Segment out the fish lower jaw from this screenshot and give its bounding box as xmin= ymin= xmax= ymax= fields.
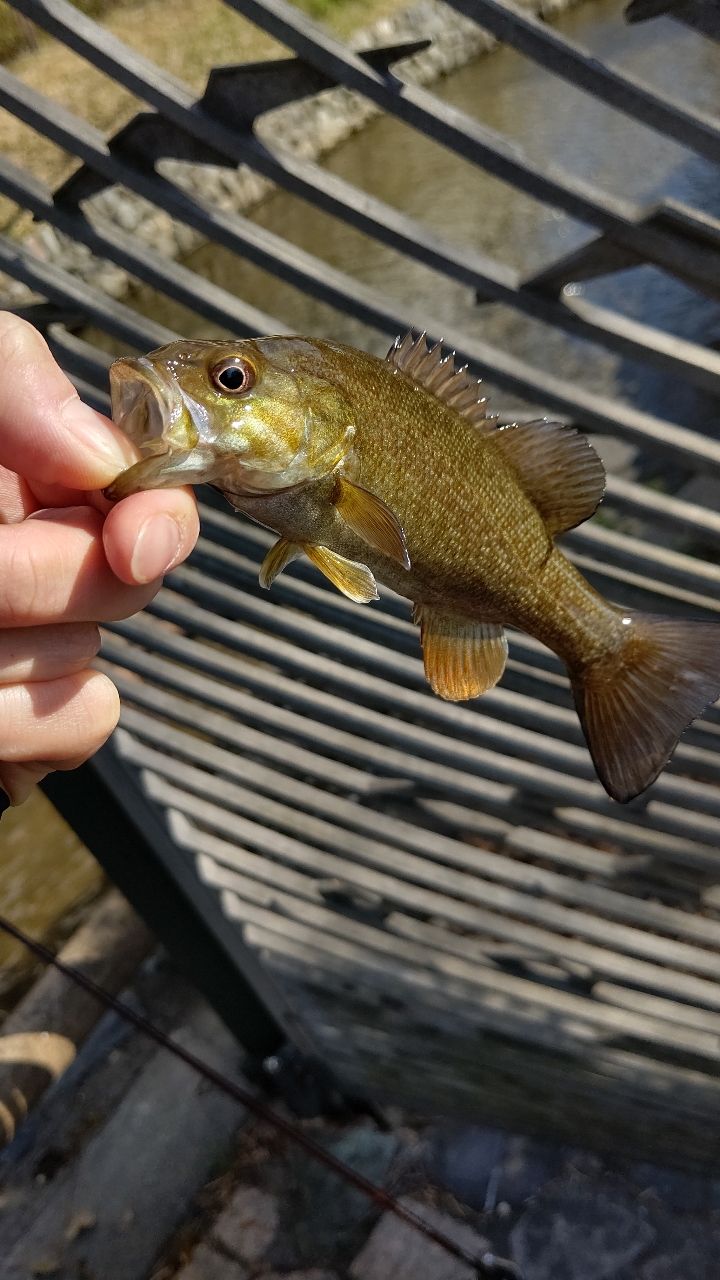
xmin=103 ymin=446 xmax=223 ymax=500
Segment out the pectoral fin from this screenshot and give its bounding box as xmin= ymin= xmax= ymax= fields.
xmin=414 ymin=605 xmax=508 ymax=701
xmin=259 ymin=537 xmax=303 ymax=588
xmin=305 ymin=544 xmax=379 ymax=603
xmin=334 ymin=476 xmax=410 ymax=570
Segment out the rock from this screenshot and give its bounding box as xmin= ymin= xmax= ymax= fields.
xmin=2 ymin=1001 xmax=246 ymax=1280
xmin=176 ymin=1243 xmax=249 ymax=1279
xmin=510 ymin=1177 xmax=656 ymax=1280
xmin=0 ymin=0 xmax=515 ymax=319
xmin=63 ymin=1210 xmax=96 ymax=1242
xmin=264 ymin=1272 xmax=340 ymax=1280
xmin=499 ymin=1137 xmax=563 ymax=1208
xmin=430 ymin=1125 xmax=562 ymax=1210
xmin=280 ymin=1126 xmax=398 ymax=1270
xmin=431 ymin=1126 xmax=506 ymax=1209
xmin=349 ymin=1195 xmax=490 ymax=1280
xmin=0 ymin=889 xmax=154 ymax=1149
xmin=212 ymin=1186 xmax=279 ymax=1263
xmin=628 ymin=1162 xmax=713 ymax=1212
xmin=640 ymin=1234 xmax=720 ymax=1280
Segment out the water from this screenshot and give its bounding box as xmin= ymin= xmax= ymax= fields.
xmin=5 ymin=0 xmax=720 ymax=982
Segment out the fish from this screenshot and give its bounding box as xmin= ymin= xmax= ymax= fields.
xmin=105 ymin=331 xmax=720 ymax=803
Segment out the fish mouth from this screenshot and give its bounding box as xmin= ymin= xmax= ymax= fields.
xmin=106 ymin=356 xmax=217 ymax=501
xmin=109 ymin=358 xmax=179 ymax=456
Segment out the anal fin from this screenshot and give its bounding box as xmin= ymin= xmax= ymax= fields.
xmin=259 ymin=537 xmax=302 ymax=588
xmin=305 ymin=544 xmax=379 ymax=603
xmin=334 ymin=475 xmax=410 ymax=569
xmin=414 ymin=605 xmax=508 ymax=701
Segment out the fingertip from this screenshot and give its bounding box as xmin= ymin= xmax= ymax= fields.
xmin=73 ymin=667 xmax=121 ymax=744
xmin=60 ymin=396 xmax=141 ymax=486
xmin=102 ymin=487 xmax=199 ymax=586
xmin=0 ymin=311 xmax=49 ymax=358
xmin=62 ymin=621 xmax=102 ymax=667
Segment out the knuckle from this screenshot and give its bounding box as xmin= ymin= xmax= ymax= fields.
xmin=71 ymin=671 xmax=120 ymax=747
xmin=2 ymin=536 xmax=44 ymax=624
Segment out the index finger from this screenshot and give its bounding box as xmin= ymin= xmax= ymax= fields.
xmin=0 ymin=313 xmax=140 ymax=491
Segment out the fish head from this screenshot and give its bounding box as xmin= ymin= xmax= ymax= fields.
xmin=105 ymin=337 xmax=357 ymax=500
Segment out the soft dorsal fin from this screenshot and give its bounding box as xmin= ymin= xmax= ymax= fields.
xmin=386 ymin=331 xmax=494 ymax=435
xmin=491 ymin=419 xmax=605 ymax=536
xmin=333 ymin=475 xmax=410 ymax=569
xmin=413 ymin=605 xmax=508 ymax=701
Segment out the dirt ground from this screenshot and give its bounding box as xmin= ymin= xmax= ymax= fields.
xmin=0 ymin=0 xmax=412 ymax=231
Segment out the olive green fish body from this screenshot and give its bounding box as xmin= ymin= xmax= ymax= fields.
xmin=232 ymin=351 xmax=621 ymax=676
xmin=105 ymin=332 xmax=720 ymax=803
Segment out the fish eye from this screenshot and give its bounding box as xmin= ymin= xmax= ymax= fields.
xmin=209 ymin=356 xmax=255 ymax=395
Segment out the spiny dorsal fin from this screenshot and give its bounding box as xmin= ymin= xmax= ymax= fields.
xmin=387 ymin=331 xmax=494 ymax=435
xmin=304 ymin=544 xmax=379 ymax=603
xmin=413 ymin=604 xmax=508 ymax=701
xmin=491 ymin=419 xmax=605 ymax=536
xmin=333 ymin=475 xmax=410 ymax=570
xmin=259 ymin=537 xmax=302 ymax=588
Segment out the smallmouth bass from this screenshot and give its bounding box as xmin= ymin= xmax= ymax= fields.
xmin=106 ymin=331 xmax=720 ymax=803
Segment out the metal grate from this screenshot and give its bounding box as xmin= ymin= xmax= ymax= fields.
xmin=3 ymin=0 xmax=720 ymax=1162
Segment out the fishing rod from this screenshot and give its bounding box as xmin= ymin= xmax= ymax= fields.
xmin=0 ymin=912 xmax=522 ymax=1280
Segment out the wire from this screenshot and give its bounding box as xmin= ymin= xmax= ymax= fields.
xmin=0 ymin=912 xmax=522 ymax=1279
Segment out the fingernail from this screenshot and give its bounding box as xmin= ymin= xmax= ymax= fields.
xmin=0 ymin=789 xmax=9 ymax=817
xmin=61 ymin=397 xmax=136 ymax=475
xmin=130 ymin=513 xmax=182 ymax=584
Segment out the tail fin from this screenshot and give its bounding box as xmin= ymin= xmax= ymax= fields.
xmin=570 ymin=613 xmax=720 ymax=803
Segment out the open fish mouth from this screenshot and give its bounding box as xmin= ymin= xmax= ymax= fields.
xmin=105 ymin=357 xmax=222 ymax=501
xmin=110 ymin=358 xmax=179 ymax=456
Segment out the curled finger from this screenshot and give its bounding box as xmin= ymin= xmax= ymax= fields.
xmin=0 ymin=623 xmax=100 ymax=685
xmin=0 ymin=753 xmax=93 ymax=809
xmin=0 ymin=506 xmax=162 ymax=627
xmin=0 ymin=669 xmax=120 ymax=808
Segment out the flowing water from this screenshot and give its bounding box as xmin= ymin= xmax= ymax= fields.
xmin=4 ymin=0 xmax=720 ymax=981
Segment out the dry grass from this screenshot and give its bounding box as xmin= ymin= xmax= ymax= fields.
xmin=0 ymin=0 xmax=411 ymax=230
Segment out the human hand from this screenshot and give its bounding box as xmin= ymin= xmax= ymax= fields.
xmin=0 ymin=313 xmax=199 ymax=808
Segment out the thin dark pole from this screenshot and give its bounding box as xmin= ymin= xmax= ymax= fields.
xmin=0 ymin=912 xmax=522 ymax=1279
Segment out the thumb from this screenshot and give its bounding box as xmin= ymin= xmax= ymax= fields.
xmin=0 ymin=313 xmax=138 ymax=491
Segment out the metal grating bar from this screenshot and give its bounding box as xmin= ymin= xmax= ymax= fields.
xmin=447 ymin=0 xmax=720 ymax=164
xmin=8 ymin=0 xmax=720 ymax=390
